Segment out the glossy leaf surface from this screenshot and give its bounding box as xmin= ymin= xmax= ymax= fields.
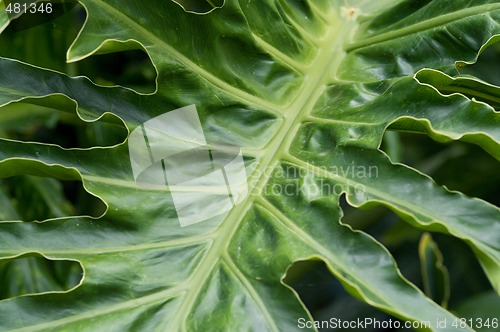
xmin=0 ymin=0 xmax=499 ymax=331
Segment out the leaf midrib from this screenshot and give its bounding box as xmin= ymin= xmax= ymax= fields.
xmin=169 ymin=11 xmax=358 ymax=332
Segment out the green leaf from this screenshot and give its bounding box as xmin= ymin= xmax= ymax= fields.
xmin=419 ymin=233 xmax=450 ymax=308
xmin=0 ymin=0 xmax=499 ymax=330
xmin=416 ymin=68 xmax=500 ymax=110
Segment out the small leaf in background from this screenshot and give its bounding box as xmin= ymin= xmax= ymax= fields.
xmin=0 ymin=0 xmax=498 ymax=330
xmin=454 ymin=291 xmax=500 ymax=332
xmin=419 ymin=232 xmax=451 ymax=308
xmin=0 ymin=254 xmax=82 ymax=300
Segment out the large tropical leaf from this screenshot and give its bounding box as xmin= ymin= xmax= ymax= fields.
xmin=0 ymin=0 xmax=499 ymax=330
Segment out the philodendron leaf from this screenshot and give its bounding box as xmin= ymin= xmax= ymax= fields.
xmin=419 ymin=233 xmax=451 ymax=308
xmin=0 ymin=0 xmax=499 ymax=331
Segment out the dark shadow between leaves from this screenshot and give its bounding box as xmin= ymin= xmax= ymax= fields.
xmin=0 ymin=175 xmax=106 ymax=222
xmin=380 ymin=130 xmax=500 ymax=206
xmin=76 ymin=48 xmax=157 ymax=94
xmin=0 ymin=253 xmax=83 ymax=301
xmin=0 ymin=1 xmax=84 ymax=72
xmin=458 ymin=39 xmax=500 ymax=86
xmin=4 ymin=1 xmax=80 ymax=32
